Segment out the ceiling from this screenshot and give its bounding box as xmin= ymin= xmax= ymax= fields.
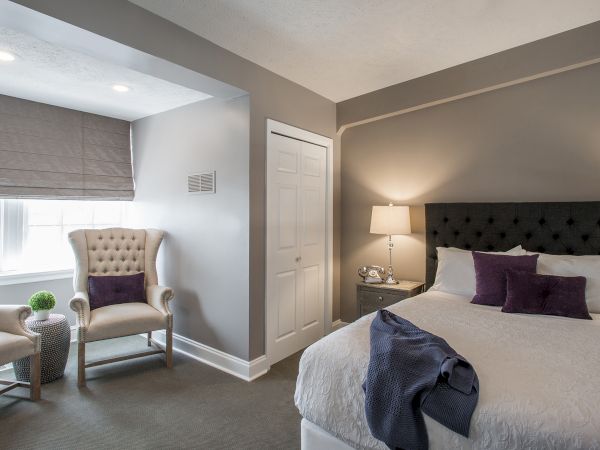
xmin=0 ymin=26 xmax=211 ymax=121
xmin=130 ymin=0 xmax=600 ymax=102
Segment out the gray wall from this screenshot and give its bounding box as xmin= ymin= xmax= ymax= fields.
xmin=0 ymin=277 xmax=74 ymax=322
xmin=14 ymin=0 xmax=339 ymax=360
xmin=341 ymin=62 xmax=600 ymax=321
xmin=131 ymin=97 xmax=251 ymax=360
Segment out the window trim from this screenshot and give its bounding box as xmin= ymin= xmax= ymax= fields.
xmin=0 ymin=199 xmax=24 ymax=272
xmin=0 ymin=268 xmax=73 ymax=286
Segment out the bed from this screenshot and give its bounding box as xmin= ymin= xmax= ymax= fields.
xmin=295 ymin=202 xmax=600 ymax=450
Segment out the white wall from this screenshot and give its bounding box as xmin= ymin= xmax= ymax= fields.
xmin=0 ymin=277 xmax=74 ymax=322
xmin=130 ymin=96 xmax=251 ymax=360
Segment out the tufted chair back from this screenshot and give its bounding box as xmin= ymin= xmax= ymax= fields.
xmin=69 ymin=228 xmax=165 ymax=293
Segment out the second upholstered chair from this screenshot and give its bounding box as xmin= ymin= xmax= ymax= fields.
xmin=69 ymin=228 xmax=174 ymax=387
xmin=0 ymin=305 xmax=41 ymax=400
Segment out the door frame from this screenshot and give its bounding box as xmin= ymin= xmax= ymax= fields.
xmin=265 ymin=118 xmax=334 ymax=365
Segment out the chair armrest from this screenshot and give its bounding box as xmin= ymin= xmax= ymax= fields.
xmin=146 ymin=285 xmax=174 ymax=316
xmin=0 ymin=305 xmax=40 ymax=349
xmin=0 ymin=305 xmax=32 ymax=335
xmin=69 ymin=291 xmax=91 ymax=334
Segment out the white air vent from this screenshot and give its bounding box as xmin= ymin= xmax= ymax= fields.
xmin=188 ymin=171 xmax=216 ymax=194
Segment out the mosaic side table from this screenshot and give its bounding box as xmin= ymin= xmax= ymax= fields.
xmin=14 ymin=314 xmax=70 ymax=384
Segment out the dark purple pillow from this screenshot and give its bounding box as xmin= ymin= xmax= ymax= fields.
xmin=471 ymin=252 xmax=539 ymax=306
xmin=88 ymin=272 xmax=146 ymax=310
xmin=503 ymin=269 xmax=591 ymax=320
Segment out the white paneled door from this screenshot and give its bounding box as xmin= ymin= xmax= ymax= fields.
xmin=267 ymin=131 xmax=327 ymax=365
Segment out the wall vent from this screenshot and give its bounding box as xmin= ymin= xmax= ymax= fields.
xmin=188 ymin=171 xmax=216 ymax=194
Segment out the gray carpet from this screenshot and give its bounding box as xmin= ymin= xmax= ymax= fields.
xmin=0 ymin=337 xmax=303 ymax=449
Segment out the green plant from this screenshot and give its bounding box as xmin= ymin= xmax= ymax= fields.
xmin=28 ymin=291 xmax=56 ymax=311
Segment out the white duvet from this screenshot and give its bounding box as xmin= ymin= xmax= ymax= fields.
xmin=295 ymin=291 xmax=600 ymax=450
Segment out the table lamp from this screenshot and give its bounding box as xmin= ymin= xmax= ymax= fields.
xmin=370 ymin=203 xmax=411 ymax=284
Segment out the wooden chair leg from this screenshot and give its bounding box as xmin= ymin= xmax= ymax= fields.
xmin=147 ymin=331 xmax=152 ymax=347
xmin=30 ymin=352 xmax=41 ymax=401
xmin=166 ymin=326 xmax=173 ymax=369
xmin=78 ymin=342 xmax=86 ymax=387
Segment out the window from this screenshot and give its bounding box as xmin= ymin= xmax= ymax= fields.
xmin=0 ymin=200 xmax=127 ymax=275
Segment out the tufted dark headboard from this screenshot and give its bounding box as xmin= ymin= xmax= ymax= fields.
xmin=425 ymin=202 xmax=600 ymax=289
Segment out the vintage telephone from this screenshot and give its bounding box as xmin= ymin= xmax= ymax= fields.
xmin=358 ymin=265 xmax=385 ymax=284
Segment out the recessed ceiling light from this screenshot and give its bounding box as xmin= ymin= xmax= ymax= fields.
xmin=112 ymin=84 xmax=130 ymax=93
xmin=0 ymin=51 xmax=15 ymax=62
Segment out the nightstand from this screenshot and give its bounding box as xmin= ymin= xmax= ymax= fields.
xmin=357 ymin=280 xmax=425 ymax=317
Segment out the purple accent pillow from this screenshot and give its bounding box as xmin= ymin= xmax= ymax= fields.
xmin=88 ymin=272 xmax=146 ymax=310
xmin=471 ymin=252 xmax=538 ymax=306
xmin=503 ymin=270 xmax=591 ymax=320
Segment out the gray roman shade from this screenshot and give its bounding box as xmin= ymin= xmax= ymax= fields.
xmin=0 ymin=94 xmax=134 ymax=200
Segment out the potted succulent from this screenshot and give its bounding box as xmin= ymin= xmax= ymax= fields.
xmin=28 ymin=290 xmax=56 ymax=320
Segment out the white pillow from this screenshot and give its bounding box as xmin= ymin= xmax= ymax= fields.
xmin=430 ymin=246 xmax=525 ymax=297
xmin=525 ymin=252 xmax=600 ymax=314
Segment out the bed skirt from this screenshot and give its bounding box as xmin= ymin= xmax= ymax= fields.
xmin=301 ymin=419 xmax=355 ymax=450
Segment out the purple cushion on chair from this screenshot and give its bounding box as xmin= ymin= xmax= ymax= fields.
xmin=88 ymin=272 xmax=146 ymax=310
xmin=503 ymin=269 xmax=591 ymax=320
xmin=471 ymin=252 xmax=538 ymax=306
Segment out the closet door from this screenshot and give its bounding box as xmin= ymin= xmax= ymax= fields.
xmin=266 ymin=133 xmax=326 ymax=365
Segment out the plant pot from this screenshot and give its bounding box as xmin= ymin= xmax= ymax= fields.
xmin=34 ymin=310 xmax=50 ymax=321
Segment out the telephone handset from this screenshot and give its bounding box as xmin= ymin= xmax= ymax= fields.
xmin=358 ymin=265 xmax=385 ymax=284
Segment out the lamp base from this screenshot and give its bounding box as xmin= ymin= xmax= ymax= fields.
xmin=384 ymin=275 xmax=398 ymax=285
xmin=385 ymin=236 xmax=398 ymax=284
xmin=385 ymin=265 xmax=398 ymax=284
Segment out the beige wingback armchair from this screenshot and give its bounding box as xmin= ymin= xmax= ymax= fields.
xmin=69 ymin=228 xmax=174 ymax=387
xmin=0 ymin=305 xmax=41 ymax=400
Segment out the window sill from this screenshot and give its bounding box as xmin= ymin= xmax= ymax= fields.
xmin=0 ymin=269 xmax=73 ymax=286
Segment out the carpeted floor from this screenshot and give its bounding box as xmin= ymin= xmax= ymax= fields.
xmin=0 ymin=337 xmax=303 ymax=449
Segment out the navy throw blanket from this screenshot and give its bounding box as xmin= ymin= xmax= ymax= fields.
xmin=363 ymin=309 xmax=479 ymax=450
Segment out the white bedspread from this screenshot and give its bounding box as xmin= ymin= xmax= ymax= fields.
xmin=295 ymin=290 xmax=600 ymax=450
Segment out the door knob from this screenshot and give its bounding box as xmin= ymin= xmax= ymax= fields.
xmin=295 ymin=256 xmax=302 ymax=262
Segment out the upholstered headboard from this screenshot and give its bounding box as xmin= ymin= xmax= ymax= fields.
xmin=425 ymin=202 xmax=600 ymax=288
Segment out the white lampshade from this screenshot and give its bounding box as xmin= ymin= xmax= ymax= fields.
xmin=370 ymin=205 xmax=411 ymax=235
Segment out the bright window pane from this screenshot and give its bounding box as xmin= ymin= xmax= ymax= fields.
xmin=22 ymin=226 xmax=63 ymax=271
xmin=25 ymin=200 xmax=61 ymax=226
xmin=92 ymin=202 xmax=123 ymax=225
xmin=0 ymin=199 xmax=128 ymax=273
xmin=63 ymin=201 xmax=93 ymax=225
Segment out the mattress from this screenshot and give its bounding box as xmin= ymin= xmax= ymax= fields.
xmin=294 ymin=290 xmax=600 ymax=450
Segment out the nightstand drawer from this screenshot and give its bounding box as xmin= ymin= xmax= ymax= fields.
xmin=358 ymin=290 xmax=407 ymax=316
xmin=356 ymin=280 xmax=424 ymax=318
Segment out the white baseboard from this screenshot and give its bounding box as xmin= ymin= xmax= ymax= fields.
xmin=150 ymin=330 xmax=269 ymax=382
xmin=5 ymin=321 xmax=347 ymax=377
xmin=331 ymin=319 xmax=348 ymax=332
